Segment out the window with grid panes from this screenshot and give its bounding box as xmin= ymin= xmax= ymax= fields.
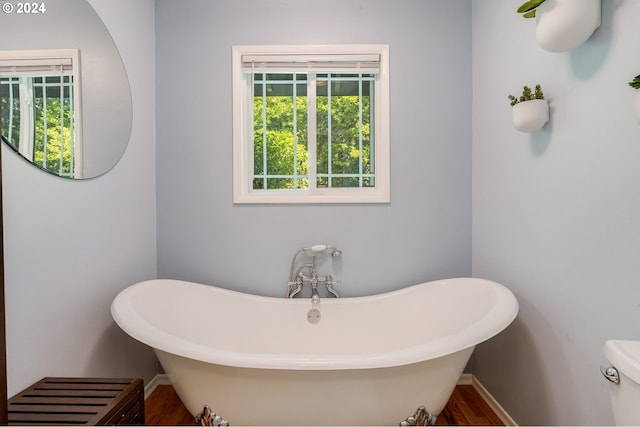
xmin=232 ymin=45 xmax=389 ymax=204
xmin=0 ymin=50 xmax=81 ymax=178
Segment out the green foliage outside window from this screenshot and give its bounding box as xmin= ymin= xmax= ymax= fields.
xmin=253 ymin=95 xmax=309 ymax=189
xmin=316 ymin=94 xmax=372 ymax=188
xmin=252 ymin=74 xmax=372 ymax=190
xmin=33 ymin=97 xmax=74 ymax=175
xmin=1 ymin=76 xmax=74 ymax=176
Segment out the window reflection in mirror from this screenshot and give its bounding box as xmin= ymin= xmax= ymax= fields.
xmin=1 ymin=0 xmax=133 ymax=180
xmin=0 ymin=49 xmax=82 ymax=178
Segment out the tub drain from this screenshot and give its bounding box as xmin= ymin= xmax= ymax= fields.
xmin=307 ymin=308 xmax=321 ymax=324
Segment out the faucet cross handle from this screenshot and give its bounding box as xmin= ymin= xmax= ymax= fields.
xmin=325 ymin=276 xmax=341 ymax=298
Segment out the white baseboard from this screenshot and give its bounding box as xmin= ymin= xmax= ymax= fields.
xmin=457 ymin=373 xmax=474 ymax=385
xmin=458 ymin=374 xmax=517 ymax=426
xmin=144 ymin=374 xmax=170 ymax=399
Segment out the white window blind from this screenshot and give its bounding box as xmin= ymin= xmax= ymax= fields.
xmin=241 ymin=53 xmax=380 ymax=73
xmin=0 ymin=51 xmax=76 ymax=76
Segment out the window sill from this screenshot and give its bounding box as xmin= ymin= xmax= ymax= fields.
xmin=233 ymin=187 xmax=390 ymax=204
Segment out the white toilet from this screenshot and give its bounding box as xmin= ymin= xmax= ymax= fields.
xmin=603 ymin=340 xmax=640 ymax=425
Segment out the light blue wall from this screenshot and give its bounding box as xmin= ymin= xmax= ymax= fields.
xmin=3 ymin=1 xmax=638 ymax=424
xmin=472 ymin=1 xmax=640 ymax=425
xmin=155 ymin=0 xmax=473 ymax=297
xmin=2 ymin=0 xmax=158 ymax=396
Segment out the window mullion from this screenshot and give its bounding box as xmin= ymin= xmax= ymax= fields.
xmin=261 ymin=78 xmax=268 ymax=189
xmin=327 ymin=74 xmax=332 ymax=188
xmin=69 ymin=75 xmax=76 ymax=177
xmin=358 ymin=75 xmax=363 ymax=187
xmin=41 ymin=78 xmax=48 ymax=169
xmin=18 ymin=77 xmax=34 ymax=160
xmin=6 ymin=78 xmax=15 ymax=144
xmin=307 ymin=71 xmax=317 ymax=192
xmin=369 ymin=76 xmax=376 ymax=186
xmin=58 ymin=72 xmax=65 ymax=175
xmin=292 ymin=73 xmax=298 ymax=189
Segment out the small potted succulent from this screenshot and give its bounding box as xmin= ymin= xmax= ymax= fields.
xmin=629 ymin=74 xmax=640 ymax=123
xmin=518 ymin=0 xmax=601 ymax=52
xmin=508 ymin=84 xmax=549 ymax=133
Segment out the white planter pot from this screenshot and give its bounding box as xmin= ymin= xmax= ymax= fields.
xmin=636 ymin=91 xmax=640 ymax=124
xmin=535 ymin=0 xmax=601 ymax=52
xmin=512 ymin=99 xmax=549 ymax=133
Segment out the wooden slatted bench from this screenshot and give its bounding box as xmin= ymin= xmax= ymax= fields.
xmin=7 ymin=377 xmax=144 ymax=425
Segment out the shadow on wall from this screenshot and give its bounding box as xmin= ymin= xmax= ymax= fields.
xmin=530 ymin=1 xmax=620 ymax=159
xmin=474 ymin=297 xmax=586 ymax=425
xmin=530 ymin=118 xmax=552 ymax=156
xmin=569 ymin=0 xmax=618 ymax=80
xmin=84 ymin=322 xmax=158 ymax=381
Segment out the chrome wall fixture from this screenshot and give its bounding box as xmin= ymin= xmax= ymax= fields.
xmin=286 ymin=245 xmax=342 ymax=302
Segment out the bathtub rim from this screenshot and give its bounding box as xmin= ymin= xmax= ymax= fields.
xmin=111 ymin=277 xmax=518 ymax=371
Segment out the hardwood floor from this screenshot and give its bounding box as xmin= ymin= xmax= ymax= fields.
xmin=145 ymin=384 xmax=504 ymax=426
xmin=436 ymin=386 xmax=504 ymax=426
xmin=145 ymin=385 xmax=195 ymax=426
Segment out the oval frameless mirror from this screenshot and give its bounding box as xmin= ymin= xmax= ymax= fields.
xmin=0 ymin=0 xmax=132 ymax=179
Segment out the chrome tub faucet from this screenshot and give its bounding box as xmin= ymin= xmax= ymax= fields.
xmin=286 ymin=245 xmax=342 ymax=301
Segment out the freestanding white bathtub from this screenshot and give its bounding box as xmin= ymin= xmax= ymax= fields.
xmin=111 ymin=278 xmax=518 ymax=426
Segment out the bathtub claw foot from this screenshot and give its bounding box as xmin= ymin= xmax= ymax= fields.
xmin=399 ymin=406 xmax=437 ymax=426
xmin=196 ymin=405 xmax=230 ymax=426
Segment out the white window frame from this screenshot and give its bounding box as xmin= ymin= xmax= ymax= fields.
xmin=232 ymin=44 xmax=390 ymax=204
xmin=0 ymin=49 xmax=82 ymax=178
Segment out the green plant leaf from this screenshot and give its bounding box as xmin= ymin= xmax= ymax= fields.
xmin=508 ymin=84 xmax=545 ymax=105
xmin=517 ymin=0 xmax=545 ymax=14
xmin=523 ymin=10 xmax=536 ymax=18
